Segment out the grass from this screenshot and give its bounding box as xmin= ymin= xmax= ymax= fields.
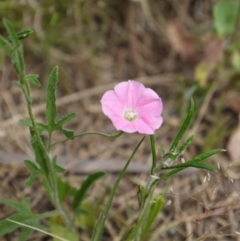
xmin=0 ymin=0 xmax=240 ymax=240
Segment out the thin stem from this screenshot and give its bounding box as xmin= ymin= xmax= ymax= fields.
xmin=133 ymin=135 xmax=158 ymax=241
xmin=91 ymin=137 xmax=145 ymax=241
xmin=47 ymin=131 xmax=53 ymax=152
xmin=22 ymin=77 xmax=73 ymax=230
xmin=150 ymin=135 xmax=157 ymax=174
xmin=51 ymin=131 xmax=123 ymax=148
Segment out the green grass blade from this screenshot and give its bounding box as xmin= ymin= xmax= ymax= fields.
xmin=169 ymin=98 xmax=194 ymax=151
xmin=7 ymin=29 xmax=33 ymax=42
xmin=188 ymin=149 xmax=225 ymax=163
xmin=141 ymin=195 xmax=165 ymax=240
xmin=72 ymin=172 xmax=105 ymax=212
xmin=178 ymin=134 xmax=195 ymax=153
xmin=91 ymin=137 xmax=145 ymax=241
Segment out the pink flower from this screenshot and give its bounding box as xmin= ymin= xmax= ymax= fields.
xmin=101 ymin=80 xmax=163 ymax=134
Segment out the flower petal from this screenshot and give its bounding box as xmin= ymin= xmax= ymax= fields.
xmin=114 ymin=80 xmax=145 ymax=108
xmin=109 ymin=116 xmax=138 ymax=133
xmin=101 ymin=90 xmax=123 ymax=116
xmin=132 ymin=118 xmax=155 ymax=134
xmin=101 ymin=80 xmax=163 ymax=135
xmin=140 ymin=115 xmax=163 ymax=132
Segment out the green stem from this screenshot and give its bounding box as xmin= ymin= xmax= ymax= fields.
xmin=150 ymin=135 xmax=157 ymax=174
xmin=131 ymin=135 xmax=158 ymax=241
xmin=91 ymin=137 xmax=145 ymax=241
xmin=51 ymin=131 xmax=123 ymax=148
xmin=23 ymin=80 xmax=73 ymax=230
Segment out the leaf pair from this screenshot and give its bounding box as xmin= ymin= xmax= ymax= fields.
xmin=21 ymin=66 xmax=77 ymax=141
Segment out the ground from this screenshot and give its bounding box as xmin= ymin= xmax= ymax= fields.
xmin=0 ymin=0 xmax=240 ymax=240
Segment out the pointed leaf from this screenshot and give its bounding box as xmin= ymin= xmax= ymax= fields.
xmin=52 ymin=156 xmax=65 ymax=173
xmin=0 ymin=35 xmax=12 ymax=54
xmin=20 ymin=119 xmax=48 ymax=133
xmin=46 ymin=66 xmax=58 ymax=131
xmin=188 ymin=149 xmax=224 ymax=163
xmin=169 ymin=98 xmax=194 ymax=152
xmin=56 ymin=112 xmax=77 ymax=128
xmin=0 ymin=217 xmax=19 ymax=236
xmin=57 ymin=176 xmax=76 ymax=202
xmin=160 ymin=167 xmax=185 ymax=180
xmin=3 ymin=18 xmax=19 ymax=46
xmin=19 ymin=226 xmax=34 ymax=241
xmin=24 ymin=160 xmax=40 ymax=173
xmin=178 ymin=134 xmax=195 ymax=153
xmin=162 ymin=162 xmax=217 ymax=172
xmin=2 ymin=198 xmax=31 ymax=214
xmin=73 ymin=172 xmax=105 ymax=211
xmin=26 ymin=74 xmax=41 ymax=87
xmin=61 ymin=128 xmax=75 ymax=139
xmin=30 ymin=131 xmax=48 ymax=174
xmin=24 ymin=160 xmax=43 ymax=187
xmin=7 ymin=29 xmax=33 ymax=42
xmin=3 ymin=18 xmax=25 ymax=74
xmin=137 ymin=186 xmax=149 ymax=207
xmin=141 ymin=195 xmax=165 ymax=240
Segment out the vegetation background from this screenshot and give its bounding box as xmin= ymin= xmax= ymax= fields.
xmin=0 ymin=0 xmax=240 ymax=240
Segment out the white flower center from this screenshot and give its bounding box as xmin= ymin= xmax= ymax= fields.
xmin=124 ymin=110 xmax=138 ymax=122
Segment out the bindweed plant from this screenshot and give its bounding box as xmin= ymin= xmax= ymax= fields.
xmin=0 ymin=19 xmax=225 ymax=241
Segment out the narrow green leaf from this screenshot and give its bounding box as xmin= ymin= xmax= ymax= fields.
xmin=26 ymin=74 xmax=41 ymax=87
xmin=3 ymin=18 xmax=19 ymax=46
xmin=0 ymin=218 xmax=19 ymax=236
xmin=13 ymin=81 xmax=23 ymax=89
xmin=30 ymin=131 xmax=48 ymax=174
xmin=61 ymin=128 xmax=74 ymax=139
xmin=187 ymin=163 xmax=217 ymax=172
xmin=91 ymin=137 xmax=145 ymax=241
xmin=56 ymin=112 xmax=77 ymax=128
xmin=160 ymin=167 xmax=185 ymax=180
xmin=2 ymin=198 xmax=31 ymax=214
xmin=24 ymin=160 xmax=40 ymax=172
xmin=137 ymin=186 xmax=149 ymax=207
xmin=0 ymin=35 xmax=13 ymax=54
xmin=72 ymin=172 xmax=106 ymax=211
xmin=161 ymin=162 xmax=217 ymax=172
xmin=20 ymin=119 xmax=32 ymax=127
xmin=52 ymin=156 xmax=65 ymax=173
xmin=24 ymin=160 xmax=43 ymax=187
xmin=19 ymin=226 xmax=34 ymax=241
xmin=20 ymin=119 xmax=48 ymax=133
xmin=25 ymin=174 xmax=39 ymax=187
xmin=187 ymin=149 xmax=224 ymax=163
xmin=57 ymin=176 xmax=77 ymax=202
xmin=159 ymin=146 xmax=166 ymax=156
xmin=3 ymin=18 xmax=25 ymax=74
xmin=7 ymin=29 xmax=33 ymax=42
xmin=46 ymin=66 xmax=58 ymax=131
xmin=178 ymin=134 xmax=195 ymax=153
xmin=169 ymin=98 xmax=194 ymax=151
xmin=141 ymin=195 xmax=165 ymax=240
